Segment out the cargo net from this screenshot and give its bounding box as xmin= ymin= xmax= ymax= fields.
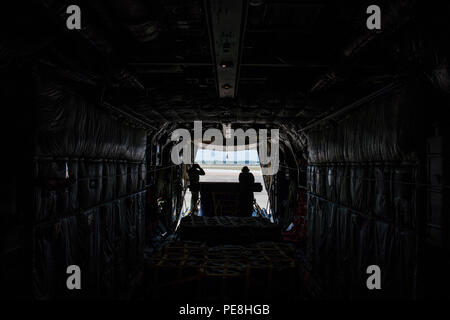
xmin=178 ymin=216 xmax=281 ymax=244
xmin=303 ymin=94 xmax=422 ymax=298
xmin=146 ymin=241 xmax=301 ymax=300
xmin=33 ymin=191 xmax=147 ymax=300
xmin=305 ymin=162 xmax=419 ymax=299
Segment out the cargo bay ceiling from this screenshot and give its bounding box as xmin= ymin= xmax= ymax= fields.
xmin=5 ymin=0 xmax=449 ymax=127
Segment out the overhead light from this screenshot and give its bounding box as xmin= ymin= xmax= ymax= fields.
xmin=222 ymin=83 xmax=232 ymax=89
xmin=219 ymin=61 xmax=233 ymax=69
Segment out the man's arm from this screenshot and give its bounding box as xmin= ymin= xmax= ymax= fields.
xmin=197 ymin=167 xmax=205 ymax=175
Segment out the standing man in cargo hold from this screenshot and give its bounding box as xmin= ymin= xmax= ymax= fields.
xmin=238 ymin=166 xmax=255 ymax=216
xmin=188 ymin=163 xmax=205 ymax=213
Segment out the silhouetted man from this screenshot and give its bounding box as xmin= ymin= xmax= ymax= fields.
xmin=188 ymin=163 xmax=205 ymax=213
xmin=238 ymin=166 xmax=255 ymax=216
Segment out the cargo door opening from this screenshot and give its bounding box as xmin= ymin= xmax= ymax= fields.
xmin=181 ymin=146 xmax=270 ymax=218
